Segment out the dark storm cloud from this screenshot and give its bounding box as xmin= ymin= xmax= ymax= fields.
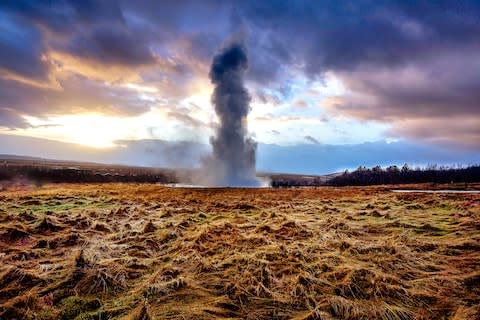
xmin=67 ymin=26 xmax=156 ymax=66
xmin=1 ymin=0 xmax=154 ymax=70
xmin=3 ymin=1 xmax=480 ymax=80
xmin=1 ymin=0 xmax=125 ymax=33
xmin=0 ymin=11 xmax=49 ymax=80
xmin=241 ymin=1 xmax=480 ymax=74
xmin=0 ymin=0 xmax=479 ymax=149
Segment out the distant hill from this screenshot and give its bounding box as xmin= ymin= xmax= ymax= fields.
xmin=5 ymin=154 xmax=476 ymax=187
xmin=0 ymin=154 xmax=178 ymax=184
xmin=0 ymin=154 xmax=334 ymax=186
xmin=0 ymin=154 xmax=164 ymax=169
xmin=0 ymin=154 xmax=46 ymax=161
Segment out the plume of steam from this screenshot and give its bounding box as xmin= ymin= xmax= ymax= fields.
xmin=199 ymin=43 xmax=260 ymax=186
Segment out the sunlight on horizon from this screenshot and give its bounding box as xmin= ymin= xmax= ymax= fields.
xmin=12 ymin=113 xmax=172 ymax=148
xmin=21 ymin=114 xmax=143 ymax=148
xmin=0 ymin=73 xmax=390 ymax=148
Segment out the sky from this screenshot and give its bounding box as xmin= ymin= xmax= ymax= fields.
xmin=0 ymin=0 xmax=479 ymax=174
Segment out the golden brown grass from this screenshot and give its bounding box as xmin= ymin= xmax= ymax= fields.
xmin=0 ymin=183 xmax=479 ymax=319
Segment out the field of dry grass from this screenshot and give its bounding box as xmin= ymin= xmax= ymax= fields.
xmin=0 ymin=183 xmax=479 ymax=320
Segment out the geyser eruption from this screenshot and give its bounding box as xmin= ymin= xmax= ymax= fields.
xmin=202 ymin=43 xmax=260 ymax=186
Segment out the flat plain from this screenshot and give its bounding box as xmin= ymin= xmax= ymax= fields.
xmin=0 ymin=183 xmax=479 ymax=320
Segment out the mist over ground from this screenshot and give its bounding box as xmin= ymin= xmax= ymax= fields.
xmin=1 ymin=134 xmax=479 ymax=175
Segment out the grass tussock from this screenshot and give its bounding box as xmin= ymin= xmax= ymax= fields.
xmin=126 ymin=301 xmax=151 ymax=320
xmin=0 ymin=183 xmax=479 ymax=319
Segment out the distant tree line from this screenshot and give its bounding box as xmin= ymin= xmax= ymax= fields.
xmin=270 ymin=175 xmax=327 ymax=188
xmin=327 ymin=164 xmax=480 ymax=186
xmin=2 ymin=159 xmax=479 ymax=187
xmin=0 ymin=163 xmax=177 ymax=184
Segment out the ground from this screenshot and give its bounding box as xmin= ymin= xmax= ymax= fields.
xmin=0 ymin=183 xmax=479 ymax=320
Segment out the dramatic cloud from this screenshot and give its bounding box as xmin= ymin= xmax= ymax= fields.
xmin=242 ymin=1 xmax=480 ymax=73
xmin=0 ymin=0 xmax=479 ymax=153
xmin=0 ymin=11 xmax=50 ymax=80
xmin=66 ymin=27 xmax=156 ymax=67
xmin=326 ymin=50 xmax=480 ymax=147
xmin=238 ymin=2 xmax=480 ymax=147
xmin=0 ymin=75 xmax=154 ymax=127
xmin=386 ymin=117 xmax=480 ymax=149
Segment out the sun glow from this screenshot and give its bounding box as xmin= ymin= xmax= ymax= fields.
xmin=20 ymin=114 xmax=142 ymax=148
xmin=9 ymin=102 xmax=216 ymax=148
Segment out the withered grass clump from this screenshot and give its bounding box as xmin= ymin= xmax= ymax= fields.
xmin=58 ymin=250 xmax=128 ymax=297
xmin=127 ymin=301 xmax=151 ymax=320
xmin=35 ymin=216 xmax=63 ymax=233
xmin=142 ymin=220 xmax=157 ymax=234
xmin=0 ymin=183 xmax=479 ymax=319
xmin=0 ymin=226 xmax=30 ymax=243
